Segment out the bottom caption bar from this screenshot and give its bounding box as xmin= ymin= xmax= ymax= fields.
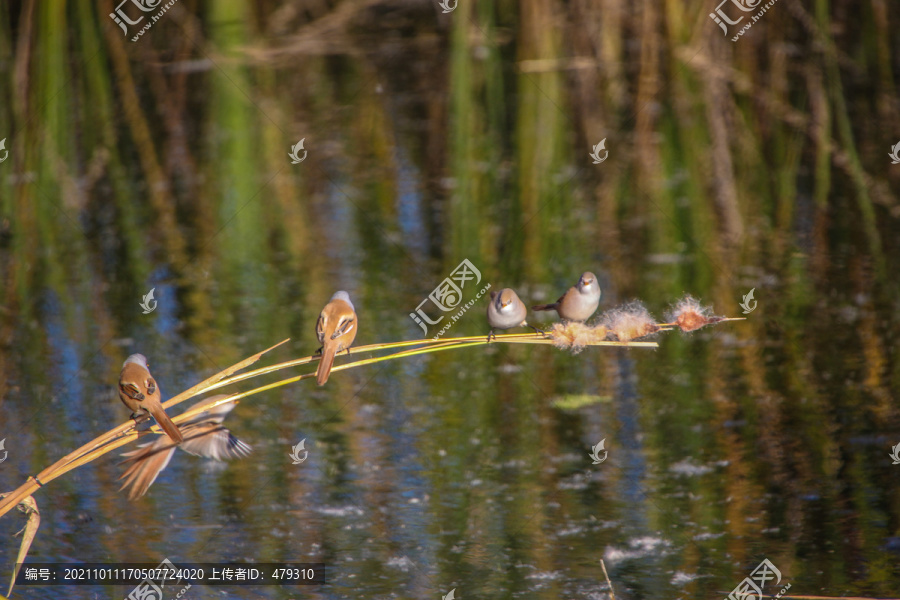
xmin=16 ymin=562 xmax=326 ymax=586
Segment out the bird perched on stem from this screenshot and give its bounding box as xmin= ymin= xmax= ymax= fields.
xmin=118 ymin=395 xmax=251 ymax=499
xmin=316 ymin=291 xmax=358 ymax=386
xmin=532 ymin=272 xmax=601 ymax=322
xmin=118 ymin=354 xmax=183 ymax=443
xmin=486 ymin=288 xmax=543 ymax=342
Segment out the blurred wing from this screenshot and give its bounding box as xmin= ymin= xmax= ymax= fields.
xmin=119 ymin=440 xmax=178 ymax=500
xmin=179 ymin=425 xmax=252 ymax=461
xmin=118 ymin=395 xmax=247 ymax=498
xmin=177 ymin=397 xmax=250 ymax=460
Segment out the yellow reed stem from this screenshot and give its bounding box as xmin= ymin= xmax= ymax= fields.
xmin=0 ymin=329 xmax=667 ymax=519
xmin=0 ymin=339 xmax=288 ymax=519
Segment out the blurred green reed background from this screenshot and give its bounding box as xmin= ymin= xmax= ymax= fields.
xmin=0 ymin=0 xmax=899 ymax=599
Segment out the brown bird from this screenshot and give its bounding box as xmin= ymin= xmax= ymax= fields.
xmin=486 ymin=288 xmax=542 ymax=342
xmin=316 ymin=291 xmax=358 ymax=386
xmin=532 ymin=271 xmax=602 ymax=322
xmin=118 ymin=395 xmax=251 ymax=500
xmin=118 ymin=353 xmax=183 ymax=443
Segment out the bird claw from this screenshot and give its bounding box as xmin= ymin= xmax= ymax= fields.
xmin=131 ymin=413 xmax=152 ymax=430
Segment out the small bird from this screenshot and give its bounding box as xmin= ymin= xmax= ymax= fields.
xmin=316 ymin=291 xmax=358 ymax=386
xmin=486 ymin=288 xmax=542 ymax=342
xmin=532 ymin=271 xmax=601 ymax=322
xmin=118 ymin=354 xmax=183 ymax=443
xmin=118 ymin=395 xmax=251 ymax=499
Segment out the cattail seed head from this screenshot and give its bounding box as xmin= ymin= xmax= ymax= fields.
xmin=548 ymin=321 xmax=610 ymax=353
xmin=600 ymin=301 xmax=660 ymax=342
xmin=667 ymin=295 xmax=725 ymax=332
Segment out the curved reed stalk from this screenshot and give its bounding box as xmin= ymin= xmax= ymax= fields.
xmin=0 ymin=332 xmax=658 ymax=519
xmin=0 ymin=291 xmax=749 ymax=523
xmin=0 ymin=303 xmax=750 ymax=597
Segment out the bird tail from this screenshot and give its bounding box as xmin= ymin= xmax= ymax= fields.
xmin=317 ymin=344 xmax=338 ymax=386
xmin=531 ymin=303 xmax=557 ymax=312
xmin=148 ymin=403 xmax=183 ymax=443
